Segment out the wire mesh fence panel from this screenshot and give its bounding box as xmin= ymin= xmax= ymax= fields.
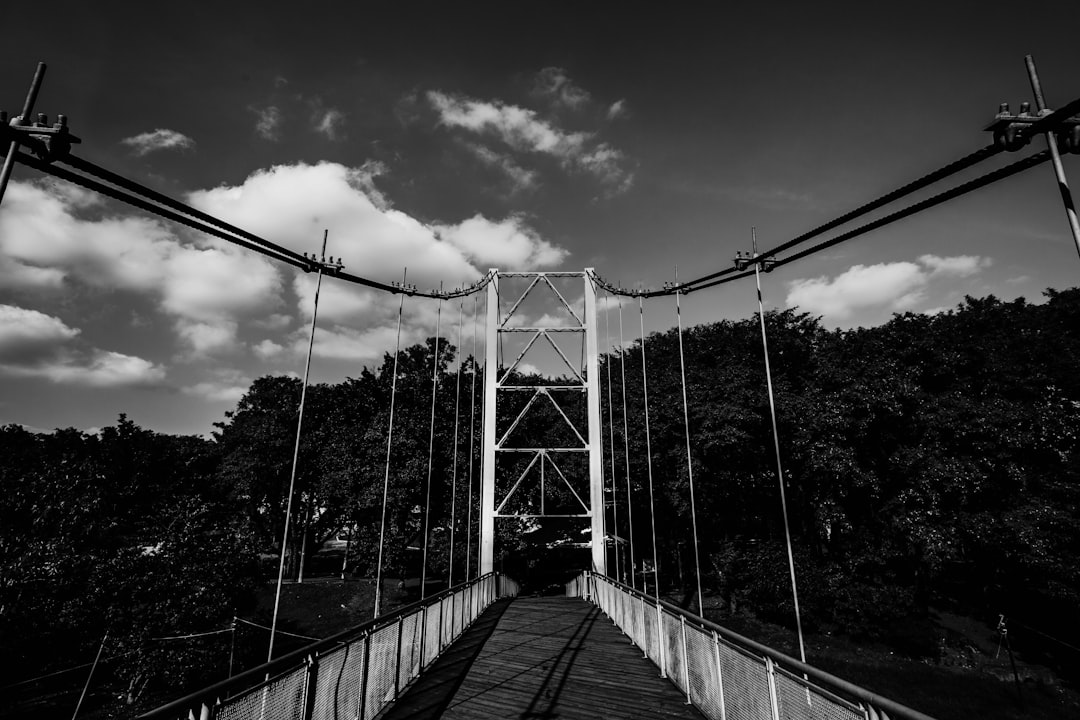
xmin=774 ymin=667 xmax=868 ymax=720
xmin=684 ymin=626 xmax=724 ymax=720
xmin=440 ymin=596 xmax=453 ymax=648
xmin=629 ymin=595 xmax=645 ymax=648
xmin=642 ymin=600 xmax=660 ymax=665
xmin=213 ymin=665 xmax=307 ymax=720
xmin=362 ymin=624 xmax=398 ymax=720
xmin=716 ymin=640 xmax=772 ymax=720
xmin=423 ymin=604 xmax=441 ymax=666
xmin=663 ymin=612 xmax=687 ymax=695
xmin=310 ymin=642 xmax=363 ymax=720
xmin=397 ymin=611 xmax=422 ymax=692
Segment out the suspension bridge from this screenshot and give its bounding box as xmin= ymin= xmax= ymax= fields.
xmin=2 ymin=56 xmax=1079 ymax=720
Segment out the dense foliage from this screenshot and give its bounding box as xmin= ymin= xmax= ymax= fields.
xmin=2 ymin=289 xmax=1079 ymax=711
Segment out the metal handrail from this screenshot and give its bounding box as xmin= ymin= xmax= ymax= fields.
xmin=571 ymin=571 xmax=940 ymax=720
xmin=141 ymin=572 xmax=515 ymax=720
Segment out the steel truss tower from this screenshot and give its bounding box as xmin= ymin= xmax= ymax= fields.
xmin=480 ymin=269 xmax=606 ymax=575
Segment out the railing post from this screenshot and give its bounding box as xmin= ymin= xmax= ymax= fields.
xmin=712 ymin=630 xmax=727 ymax=720
xmin=393 ymin=615 xmax=404 ymax=699
xmin=419 ymin=604 xmax=428 ymax=671
xmin=638 ymin=594 xmax=646 ymax=649
xmin=438 ymin=592 xmax=446 ymax=654
xmin=765 ymin=656 xmax=781 ymax=720
xmin=657 ymin=604 xmax=668 ymax=679
xmin=301 ymin=652 xmax=319 ymax=720
xmin=358 ymin=631 xmax=371 ymax=720
xmin=680 ymin=616 xmax=691 ymax=704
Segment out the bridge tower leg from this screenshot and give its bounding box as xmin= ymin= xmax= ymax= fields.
xmin=480 ymin=270 xmax=498 ymax=575
xmin=478 ymin=269 xmax=606 ymax=577
xmin=583 ymin=271 xmax=607 ymax=575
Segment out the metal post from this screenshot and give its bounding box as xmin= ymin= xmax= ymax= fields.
xmin=269 ymin=230 xmax=328 ymax=662
xmin=393 ymin=615 xmax=404 ymax=698
xmin=657 ymin=603 xmax=667 ymax=678
xmin=358 ymin=632 xmax=371 ymax=720
xmin=1025 ymin=55 xmax=1080 ymax=261
xmin=712 ymin=631 xmax=728 ymax=720
xmin=480 ymin=270 xmax=499 ymax=574
xmin=765 ymin=657 xmax=782 ymax=720
xmin=584 ymin=270 xmax=607 ymax=575
xmin=301 ymin=654 xmax=319 ymax=720
xmin=680 ymin=615 xmax=692 ymax=704
xmin=0 ymin=62 xmax=46 ymax=207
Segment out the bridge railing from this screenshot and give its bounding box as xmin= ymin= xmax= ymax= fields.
xmin=142 ymin=572 xmax=520 ymax=720
xmin=568 ymin=571 xmax=938 ymax=720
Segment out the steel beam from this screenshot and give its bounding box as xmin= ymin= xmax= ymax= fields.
xmin=479 ymin=270 xmax=498 ymax=574
xmin=584 ymin=269 xmax=607 ymax=574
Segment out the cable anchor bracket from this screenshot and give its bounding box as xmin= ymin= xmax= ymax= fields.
xmin=0 ymin=111 xmax=81 ymax=162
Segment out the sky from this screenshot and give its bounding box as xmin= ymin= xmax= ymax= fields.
xmin=0 ymin=2 xmax=1077 ymax=437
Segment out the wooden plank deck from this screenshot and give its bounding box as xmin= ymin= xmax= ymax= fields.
xmin=380 ymin=596 xmax=704 ymax=720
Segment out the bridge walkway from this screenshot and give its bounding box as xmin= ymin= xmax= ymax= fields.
xmin=380 ymin=596 xmax=704 ymax=719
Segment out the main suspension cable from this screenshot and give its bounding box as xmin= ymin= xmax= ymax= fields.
xmin=373 ymin=269 xmax=408 ymax=619
xmin=682 ymin=150 xmax=1052 ymax=295
xmin=420 ymin=295 xmax=444 ymax=600
xmin=676 ymin=143 xmax=1004 ymax=292
xmin=9 ymin=151 xmax=492 ymax=300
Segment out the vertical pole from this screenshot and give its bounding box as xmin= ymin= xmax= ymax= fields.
xmin=604 ymin=293 xmax=622 ymax=582
xmin=269 ymin=230 xmax=327 ymax=662
xmin=753 ymin=229 xmax=807 ymax=666
xmin=419 ymin=294 xmax=443 ymax=600
xmin=447 ymin=298 xmax=464 ymax=589
xmin=619 ymin=300 xmax=637 ymax=590
xmin=584 ymin=271 xmax=607 ymax=575
xmin=480 ymin=270 xmax=499 ymax=574
xmin=0 ymin=62 xmax=46 ymax=207
xmin=466 ymin=294 xmax=479 ymax=581
xmin=1025 ymin=55 xmax=1080 ymax=261
xmin=374 ymin=270 xmax=407 ymax=619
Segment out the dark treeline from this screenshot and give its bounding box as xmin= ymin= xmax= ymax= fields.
xmin=2 ymin=290 xmax=1079 ymax=712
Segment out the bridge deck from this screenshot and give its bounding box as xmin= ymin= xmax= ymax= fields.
xmin=381 ymin=596 xmax=704 ymax=719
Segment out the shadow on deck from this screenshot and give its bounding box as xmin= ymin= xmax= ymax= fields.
xmin=380 ymin=596 xmax=703 ymax=720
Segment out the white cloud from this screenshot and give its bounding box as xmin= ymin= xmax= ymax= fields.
xmin=253 ymin=105 xmax=283 ymax=141
xmin=607 ymin=99 xmax=628 ymax=120
xmin=255 ymin=313 xmax=292 ymax=330
xmin=121 ymin=129 xmax=194 ymax=156
xmin=176 ymin=320 xmax=239 ymax=357
xmin=533 ymin=67 xmax=591 ymax=109
xmin=253 ymin=339 xmax=285 ymax=360
xmin=182 ymin=368 xmax=251 ymax=403
xmin=464 ymin=143 xmax=538 ymax=193
xmin=314 ymin=108 xmax=346 ymax=140
xmin=434 ymin=215 xmax=567 ymax=269
xmin=426 ymin=91 xmax=633 ymax=192
xmin=0 ymin=305 xmax=164 ymax=387
xmin=0 ymin=181 xmax=284 ymax=355
xmin=786 ymin=255 xmax=992 ymax=322
xmin=917 ymin=254 xmax=991 ymax=277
